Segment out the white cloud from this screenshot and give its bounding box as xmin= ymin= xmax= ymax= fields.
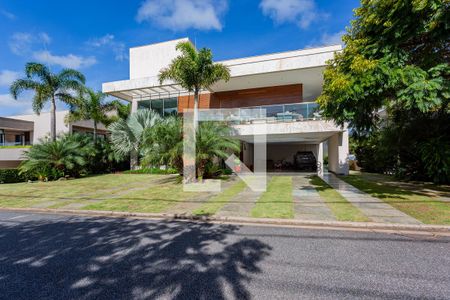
xmin=0 ymin=70 xmax=20 ymax=87
xmin=86 ymin=34 xmax=127 ymax=61
xmin=32 ymin=51 xmax=97 ymax=69
xmin=0 ymin=93 xmax=33 ymax=114
xmin=136 ymin=0 xmax=227 ymax=31
xmin=1 ymin=9 xmax=16 ymax=20
xmin=9 ymin=32 xmax=51 ymax=55
xmin=260 ymin=0 xmax=322 ymax=29
xmin=9 ymin=32 xmax=33 ymax=55
xmin=307 ymin=30 xmax=346 ymax=47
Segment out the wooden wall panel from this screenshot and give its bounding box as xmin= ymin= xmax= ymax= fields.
xmin=177 ymin=84 xmax=303 ymax=112
xmin=178 ymin=93 xmax=219 ymax=113
xmin=213 ymin=84 xmax=302 ymax=108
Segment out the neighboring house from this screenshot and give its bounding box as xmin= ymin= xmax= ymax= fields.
xmin=0 ymin=111 xmax=108 ymax=169
xmin=102 ymin=38 xmax=349 ymax=175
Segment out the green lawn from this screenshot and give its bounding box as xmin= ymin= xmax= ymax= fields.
xmin=0 ymin=174 xmax=199 ymax=212
xmin=251 ymin=176 xmax=294 ymax=219
xmin=309 ymin=176 xmax=370 ymax=222
xmin=339 ymin=172 xmax=450 ymax=225
xmin=192 ymin=179 xmax=247 ymax=216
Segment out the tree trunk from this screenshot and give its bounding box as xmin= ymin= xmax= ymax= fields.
xmin=93 ymin=121 xmax=97 ymax=144
xmin=50 ymin=97 xmax=57 ymax=141
xmin=193 ymin=88 xmax=199 ymax=131
xmin=130 ymin=149 xmax=138 ymax=170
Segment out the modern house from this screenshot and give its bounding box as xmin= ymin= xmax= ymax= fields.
xmin=102 ymin=38 xmax=349 ymax=175
xmin=0 ymin=111 xmax=108 ymax=169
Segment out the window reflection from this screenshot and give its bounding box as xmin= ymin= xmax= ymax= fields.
xmin=137 ymin=97 xmax=178 ymax=117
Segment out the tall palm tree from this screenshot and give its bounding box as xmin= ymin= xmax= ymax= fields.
xmin=108 ymin=109 xmax=161 ymax=169
xmin=158 ymin=41 xmax=230 ymax=129
xmin=10 ymin=62 xmax=85 ymax=141
xmin=66 ymin=88 xmax=114 ymax=143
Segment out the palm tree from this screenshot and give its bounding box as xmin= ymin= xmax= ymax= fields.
xmin=109 ymin=99 xmax=131 ymax=121
xmin=10 ymin=62 xmax=85 ymax=141
xmin=142 ymin=118 xmax=239 ymax=178
xmin=158 ymin=41 xmax=230 ymax=129
xmin=196 ymin=122 xmax=240 ymax=178
xmin=108 ymin=109 xmax=161 ymax=169
xmin=66 ymin=88 xmax=114 ymax=143
xmin=142 ymin=116 xmax=184 ymax=173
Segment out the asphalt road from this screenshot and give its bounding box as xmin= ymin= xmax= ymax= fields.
xmin=0 ymin=211 xmax=449 ymax=300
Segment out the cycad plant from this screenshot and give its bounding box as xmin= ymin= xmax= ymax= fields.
xmin=196 ymin=122 xmax=240 ymax=178
xmin=10 ymin=63 xmax=85 ymax=141
xmin=158 ymin=41 xmax=230 ymax=129
xmin=108 ymin=109 xmax=161 ymax=169
xmin=19 ymin=134 xmax=89 ymax=180
xmin=66 ymin=88 xmax=114 ymax=143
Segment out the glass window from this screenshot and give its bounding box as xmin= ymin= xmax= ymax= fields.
xmin=138 ymin=98 xmax=178 ymax=117
xmin=150 ymin=99 xmax=163 ymax=116
xmin=137 ymin=100 xmax=151 ymax=110
xmin=163 ymin=98 xmax=178 ymax=116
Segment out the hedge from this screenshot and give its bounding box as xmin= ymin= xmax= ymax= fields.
xmin=0 ymin=169 xmax=26 ymax=184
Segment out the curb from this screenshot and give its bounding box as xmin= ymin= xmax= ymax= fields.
xmin=1 ymin=207 xmax=449 ymax=235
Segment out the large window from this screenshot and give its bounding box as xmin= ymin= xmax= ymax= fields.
xmin=138 ymin=97 xmax=178 ymax=117
xmin=0 ymin=129 xmax=4 ymax=146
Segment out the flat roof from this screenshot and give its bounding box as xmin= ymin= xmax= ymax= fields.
xmin=103 ymin=41 xmax=341 ymax=101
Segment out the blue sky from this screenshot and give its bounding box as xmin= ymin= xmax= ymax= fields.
xmin=0 ymin=0 xmax=359 ymax=116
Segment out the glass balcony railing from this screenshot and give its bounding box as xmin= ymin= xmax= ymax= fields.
xmin=200 ymin=102 xmax=321 ymax=124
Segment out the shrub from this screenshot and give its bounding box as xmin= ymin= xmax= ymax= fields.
xmin=0 ymin=169 xmax=27 ymax=183
xmin=123 ymin=168 xmax=177 ymax=174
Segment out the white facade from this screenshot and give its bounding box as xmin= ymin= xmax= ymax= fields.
xmin=102 ymin=38 xmax=349 ymax=175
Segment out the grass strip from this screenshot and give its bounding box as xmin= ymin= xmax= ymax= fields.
xmin=339 ymin=174 xmax=450 ymax=225
xmin=251 ymin=176 xmax=294 ymax=219
xmin=192 ymin=180 xmax=247 ymax=216
xmin=310 ymin=176 xmax=370 ymax=222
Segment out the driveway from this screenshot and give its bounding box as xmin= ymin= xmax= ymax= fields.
xmin=0 ymin=211 xmax=449 ymax=299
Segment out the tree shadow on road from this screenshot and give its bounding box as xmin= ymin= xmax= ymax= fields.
xmin=0 ymin=217 xmax=271 ymax=299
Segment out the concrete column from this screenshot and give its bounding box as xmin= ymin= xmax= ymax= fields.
xmin=327 ymin=131 xmax=349 ymax=175
xmin=316 ymin=142 xmax=324 ymax=176
xmin=131 ymin=98 xmax=138 ymax=113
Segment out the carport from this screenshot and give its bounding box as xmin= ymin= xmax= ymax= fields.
xmin=232 ymin=120 xmax=349 ymax=175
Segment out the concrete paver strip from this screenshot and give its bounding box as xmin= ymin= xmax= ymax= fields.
xmin=321 ymin=173 xmax=422 ymax=224
xmin=216 ymin=186 xmax=262 ymax=217
xmin=292 ymin=175 xmax=336 ymax=221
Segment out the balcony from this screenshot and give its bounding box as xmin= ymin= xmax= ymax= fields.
xmin=201 ymin=102 xmax=321 ymax=125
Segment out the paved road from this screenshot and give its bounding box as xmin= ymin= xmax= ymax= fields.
xmin=0 ymin=211 xmax=449 ymax=300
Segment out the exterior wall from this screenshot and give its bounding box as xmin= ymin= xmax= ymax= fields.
xmin=177 ymin=93 xmax=215 ymax=113
xmin=0 ymin=147 xmax=28 ymax=161
xmin=327 ymin=131 xmax=349 ymax=175
xmin=130 ymin=38 xmax=190 ymax=80
xmin=11 ymin=111 xmax=70 ymax=143
xmin=0 ymin=160 xmax=22 ymax=169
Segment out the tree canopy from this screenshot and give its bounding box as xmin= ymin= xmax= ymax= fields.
xmin=318 ymin=0 xmax=449 ymax=183
xmin=318 ymin=0 xmax=449 ymax=131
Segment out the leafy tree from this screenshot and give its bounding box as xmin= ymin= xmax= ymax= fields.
xmin=108 ymin=109 xmax=161 ymax=169
xmin=158 ymin=41 xmax=231 ymax=128
xmin=66 ymin=88 xmax=116 ymax=143
xmin=318 ymin=0 xmax=449 ymax=183
xmin=109 ymin=99 xmax=131 ymax=121
xmin=10 ymin=63 xmax=86 ymax=141
xmin=318 ymin=0 xmax=449 ymax=130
